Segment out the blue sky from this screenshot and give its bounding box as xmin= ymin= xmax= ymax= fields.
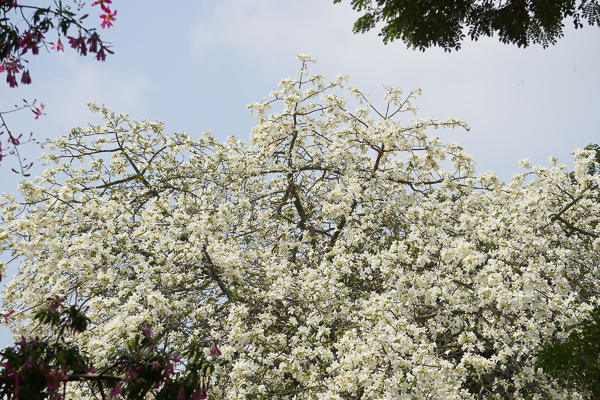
xmin=1 ymin=0 xmax=599 ymax=345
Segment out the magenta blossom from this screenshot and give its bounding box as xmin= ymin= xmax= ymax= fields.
xmin=23 ymin=357 xmax=36 ymax=370
xmin=9 ymin=134 xmax=21 ymax=146
xmin=142 ymin=325 xmax=155 ymax=347
xmin=2 ymin=59 xmax=23 ymax=88
xmin=108 ymin=382 xmax=122 ymax=397
xmin=95 ymin=46 xmax=114 ymax=61
xmin=33 ymin=103 xmax=46 ymax=120
xmin=21 ymin=70 xmax=31 ymax=85
xmin=148 ymin=361 xmax=161 ymax=371
xmin=2 ymin=308 xmax=15 ymax=324
xmin=44 ymin=365 xmax=68 ymax=391
xmin=194 ymin=388 xmax=208 ymax=400
xmin=19 ymin=29 xmax=44 ymax=56
xmin=87 ymin=32 xmax=101 ymax=53
xmin=100 ymin=8 xmax=117 ymax=29
xmin=68 ymin=36 xmax=87 ymax=56
xmin=6 ymin=72 xmax=18 ymax=88
xmin=17 ymin=336 xmax=37 ymax=348
xmin=45 ymin=295 xmax=63 ymax=311
xmin=162 ymin=358 xmax=179 ymax=379
xmin=91 ymin=0 xmax=112 ymax=9
xmin=143 ymin=325 xmax=152 ymax=336
xmin=51 ymin=39 xmax=64 ymax=52
xmin=210 ymin=344 xmax=222 ymax=357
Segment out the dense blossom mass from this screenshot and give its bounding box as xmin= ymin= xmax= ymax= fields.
xmin=2 ymin=56 xmax=600 ymax=399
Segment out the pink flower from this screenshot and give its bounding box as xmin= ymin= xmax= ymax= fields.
xmin=2 ymin=308 xmax=15 ymax=324
xmin=194 ymin=388 xmax=208 ymax=400
xmin=142 ymin=325 xmax=155 ymax=347
xmin=51 ymin=39 xmax=64 ymax=52
xmin=177 ymin=387 xmax=186 ymax=400
xmin=9 ymin=134 xmax=21 ymax=146
xmin=68 ymin=36 xmax=87 ymax=56
xmin=17 ymin=336 xmax=37 ymax=348
xmin=7 ymin=76 xmax=17 ymax=87
xmin=1 ymin=58 xmax=24 ymax=87
xmin=45 ymin=295 xmax=62 ymax=310
xmin=100 ymin=8 xmax=117 ymax=29
xmin=162 ymin=358 xmax=179 ymax=379
xmin=210 ymin=344 xmax=222 ymax=357
xmin=21 ymin=70 xmax=31 ymax=85
xmin=45 ymin=365 xmax=68 ymax=391
xmin=23 ymin=357 xmax=36 ymax=370
xmin=108 ymin=382 xmax=122 ymax=397
xmin=87 ymin=32 xmax=101 ymax=53
xmin=6 ymin=70 xmax=18 ymax=88
xmin=148 ymin=361 xmax=161 ymax=371
xmin=19 ymin=29 xmax=44 ymax=56
xmin=33 ymin=103 xmax=45 ymax=119
xmin=91 ymin=0 xmax=112 ymax=9
xmin=95 ymin=46 xmax=114 ymax=62
xmin=2 ymin=59 xmax=22 ymax=73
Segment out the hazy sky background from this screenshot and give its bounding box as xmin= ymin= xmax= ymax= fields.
xmin=1 ymin=0 xmax=599 ymax=345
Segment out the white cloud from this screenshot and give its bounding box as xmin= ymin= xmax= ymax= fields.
xmin=190 ymin=0 xmax=368 ymax=73
xmin=40 ymin=55 xmax=151 ymax=134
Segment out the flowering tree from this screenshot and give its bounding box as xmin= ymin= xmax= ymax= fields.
xmin=1 ymin=0 xmax=117 ymax=174
xmin=2 ymin=56 xmax=600 ymax=398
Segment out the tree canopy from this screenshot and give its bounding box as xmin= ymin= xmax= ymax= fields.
xmin=2 ymin=56 xmax=600 ymax=398
xmin=335 ymin=0 xmax=600 ymax=50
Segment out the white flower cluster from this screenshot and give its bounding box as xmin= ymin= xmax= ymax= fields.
xmin=2 ymin=56 xmax=600 ymax=399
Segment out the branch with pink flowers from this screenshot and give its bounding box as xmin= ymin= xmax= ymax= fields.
xmin=1 ymin=0 xmax=118 ymax=87
xmin=0 ymin=298 xmax=221 ymax=400
xmin=1 ymin=0 xmax=119 ymax=174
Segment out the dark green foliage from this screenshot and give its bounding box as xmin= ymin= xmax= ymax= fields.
xmin=0 ymin=337 xmax=91 ymax=400
xmin=538 ymin=143 xmax=600 ymax=396
xmin=537 ymin=306 xmax=600 ymax=397
xmin=0 ymin=305 xmax=92 ymax=400
xmin=334 ymin=0 xmax=600 ymax=51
